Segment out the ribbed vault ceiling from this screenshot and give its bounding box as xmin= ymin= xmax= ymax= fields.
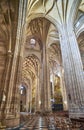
xmin=79 ymin=0 xmax=84 ymax=12
xmin=22 ymin=54 xmax=39 ymax=90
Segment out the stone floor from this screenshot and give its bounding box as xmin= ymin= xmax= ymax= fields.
xmin=6 ymin=113 xmax=84 ymax=130
xmin=6 ymin=116 xmax=56 ymax=130
xmin=20 ymin=117 xmax=49 ymax=130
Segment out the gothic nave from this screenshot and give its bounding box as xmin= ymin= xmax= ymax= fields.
xmin=0 ymin=0 xmax=84 ymax=129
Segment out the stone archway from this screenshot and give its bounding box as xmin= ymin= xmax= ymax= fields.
xmin=22 ymin=53 xmax=41 ymax=113
xmin=46 ymin=23 xmax=68 ymax=111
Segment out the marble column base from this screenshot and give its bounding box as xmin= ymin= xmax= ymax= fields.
xmin=5 ymin=115 xmax=20 ymax=128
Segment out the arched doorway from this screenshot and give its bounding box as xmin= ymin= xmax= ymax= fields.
xmin=22 ymin=53 xmax=41 ymax=113
xmin=22 ymin=17 xmax=68 ymax=113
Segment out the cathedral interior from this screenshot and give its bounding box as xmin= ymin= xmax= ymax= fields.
xmin=0 ymin=0 xmax=84 ymax=129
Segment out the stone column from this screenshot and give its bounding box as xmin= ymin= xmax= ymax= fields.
xmin=35 ymin=67 xmax=40 ymax=112
xmin=13 ymin=83 xmax=20 ymax=117
xmin=40 ymin=62 xmax=44 ymax=112
xmin=26 ymin=87 xmax=29 ymax=112
xmin=42 ymin=42 xmax=48 ymax=111
xmin=29 ymin=86 xmax=32 ymax=113
xmin=0 ymin=0 xmax=27 ymax=127
xmin=35 ymin=78 xmax=39 ymax=112
xmin=0 ymin=51 xmax=12 ymax=120
xmin=46 ymin=51 xmax=51 ymax=111
xmin=59 ymin=24 xmax=84 ymax=118
xmin=40 ymin=21 xmax=51 ymax=112
xmin=4 ymin=21 xmax=24 ymax=117
xmin=60 ymin=68 xmax=68 ymax=111
xmin=40 ymin=44 xmax=51 ymax=112
xmin=28 ymin=87 xmax=30 ymax=112
xmin=52 ymin=73 xmax=55 ymax=99
xmin=41 ymin=43 xmax=51 ymax=112
xmin=39 ymin=65 xmax=42 ymax=112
